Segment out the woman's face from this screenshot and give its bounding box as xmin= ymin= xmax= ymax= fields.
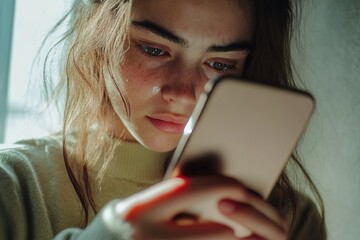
xmin=105 ymin=0 xmax=255 ymax=152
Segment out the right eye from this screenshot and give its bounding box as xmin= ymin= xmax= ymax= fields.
xmin=140 ymin=45 xmax=167 ymax=57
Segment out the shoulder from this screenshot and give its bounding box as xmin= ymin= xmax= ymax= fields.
xmin=290 ymin=191 xmax=326 ymax=240
xmin=0 ymin=135 xmax=65 ymax=238
xmin=0 ymin=134 xmax=65 ymax=192
xmin=269 ymin=188 xmax=327 ymax=240
xmin=0 ymin=134 xmax=63 ymax=169
xmin=0 ymin=134 xmax=63 ymax=157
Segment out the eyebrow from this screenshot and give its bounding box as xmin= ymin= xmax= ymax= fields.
xmin=131 ymin=20 xmax=252 ymax=53
xmin=131 ymin=20 xmax=188 ymax=47
xmin=207 ymin=42 xmax=252 ymax=53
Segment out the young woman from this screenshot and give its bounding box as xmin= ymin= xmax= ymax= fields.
xmin=0 ymin=0 xmax=326 ymax=239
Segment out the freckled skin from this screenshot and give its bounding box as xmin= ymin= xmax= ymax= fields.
xmin=104 ymin=0 xmax=255 ymax=152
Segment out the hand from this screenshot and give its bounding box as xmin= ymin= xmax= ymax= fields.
xmin=114 ymin=176 xmax=288 ymax=240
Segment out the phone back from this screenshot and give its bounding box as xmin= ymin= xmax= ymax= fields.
xmin=165 ymin=76 xmax=315 ymax=198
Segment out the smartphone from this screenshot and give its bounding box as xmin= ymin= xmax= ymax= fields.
xmin=163 ymin=75 xmax=315 ymax=237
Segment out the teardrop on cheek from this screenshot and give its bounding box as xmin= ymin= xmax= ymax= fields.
xmin=152 ymin=86 xmax=161 ymax=95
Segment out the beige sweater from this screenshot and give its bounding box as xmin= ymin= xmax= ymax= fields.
xmin=0 ymin=135 xmax=326 ymax=239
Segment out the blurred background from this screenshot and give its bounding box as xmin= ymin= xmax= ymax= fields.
xmin=0 ymin=0 xmax=359 ymax=239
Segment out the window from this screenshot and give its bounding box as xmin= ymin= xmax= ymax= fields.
xmin=4 ymin=0 xmax=70 ymax=143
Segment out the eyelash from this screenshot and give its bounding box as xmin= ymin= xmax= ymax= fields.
xmin=139 ymin=44 xmax=168 ymax=57
xmin=206 ymin=61 xmax=236 ymax=72
xmin=138 ymin=43 xmax=238 ymax=72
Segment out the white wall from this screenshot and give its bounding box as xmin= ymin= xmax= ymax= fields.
xmin=300 ymin=0 xmax=360 ymax=239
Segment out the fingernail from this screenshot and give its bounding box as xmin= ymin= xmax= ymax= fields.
xmin=219 ymin=199 xmax=236 ymax=214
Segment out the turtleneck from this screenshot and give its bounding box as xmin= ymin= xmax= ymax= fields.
xmin=88 ymin=139 xmax=172 ymax=208
xmin=103 ymin=140 xmax=170 ymax=184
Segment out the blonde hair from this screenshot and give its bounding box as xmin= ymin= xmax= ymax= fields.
xmin=40 ymin=0 xmax=325 ymax=232
xmin=41 ymin=0 xmax=134 ymax=226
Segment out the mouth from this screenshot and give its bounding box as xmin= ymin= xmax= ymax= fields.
xmin=147 ymin=114 xmax=189 ymax=134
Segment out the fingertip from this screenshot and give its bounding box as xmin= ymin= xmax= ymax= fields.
xmin=174 ymin=175 xmax=189 ymax=183
xmin=173 ymin=176 xmax=190 ymax=188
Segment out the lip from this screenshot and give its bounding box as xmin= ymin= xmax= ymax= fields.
xmin=147 ymin=113 xmax=189 ymax=134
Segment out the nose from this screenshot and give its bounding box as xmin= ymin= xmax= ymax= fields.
xmin=161 ymin=66 xmax=204 ymax=105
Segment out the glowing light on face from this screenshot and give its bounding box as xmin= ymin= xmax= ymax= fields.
xmin=104 ymin=0 xmax=254 ymax=152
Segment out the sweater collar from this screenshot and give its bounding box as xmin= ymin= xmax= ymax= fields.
xmin=94 ymin=140 xmax=171 ymax=184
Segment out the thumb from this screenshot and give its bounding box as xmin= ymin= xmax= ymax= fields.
xmin=115 ymin=177 xmax=188 ymax=221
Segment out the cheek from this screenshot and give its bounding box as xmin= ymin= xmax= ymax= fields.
xmin=121 ymin=61 xmax=152 ymax=86
xmin=120 ymin=51 xmax=168 ymax=98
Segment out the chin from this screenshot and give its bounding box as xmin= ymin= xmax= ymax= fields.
xmin=141 ymin=135 xmax=180 ymax=153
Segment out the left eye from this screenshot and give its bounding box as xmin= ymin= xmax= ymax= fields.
xmin=141 ymin=45 xmax=167 ymax=57
xmin=208 ymin=61 xmax=236 ymax=71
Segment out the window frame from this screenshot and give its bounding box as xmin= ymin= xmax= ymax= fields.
xmin=0 ymin=0 xmax=16 ymax=143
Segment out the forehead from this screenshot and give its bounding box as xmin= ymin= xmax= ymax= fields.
xmin=131 ymin=0 xmax=255 ymax=45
